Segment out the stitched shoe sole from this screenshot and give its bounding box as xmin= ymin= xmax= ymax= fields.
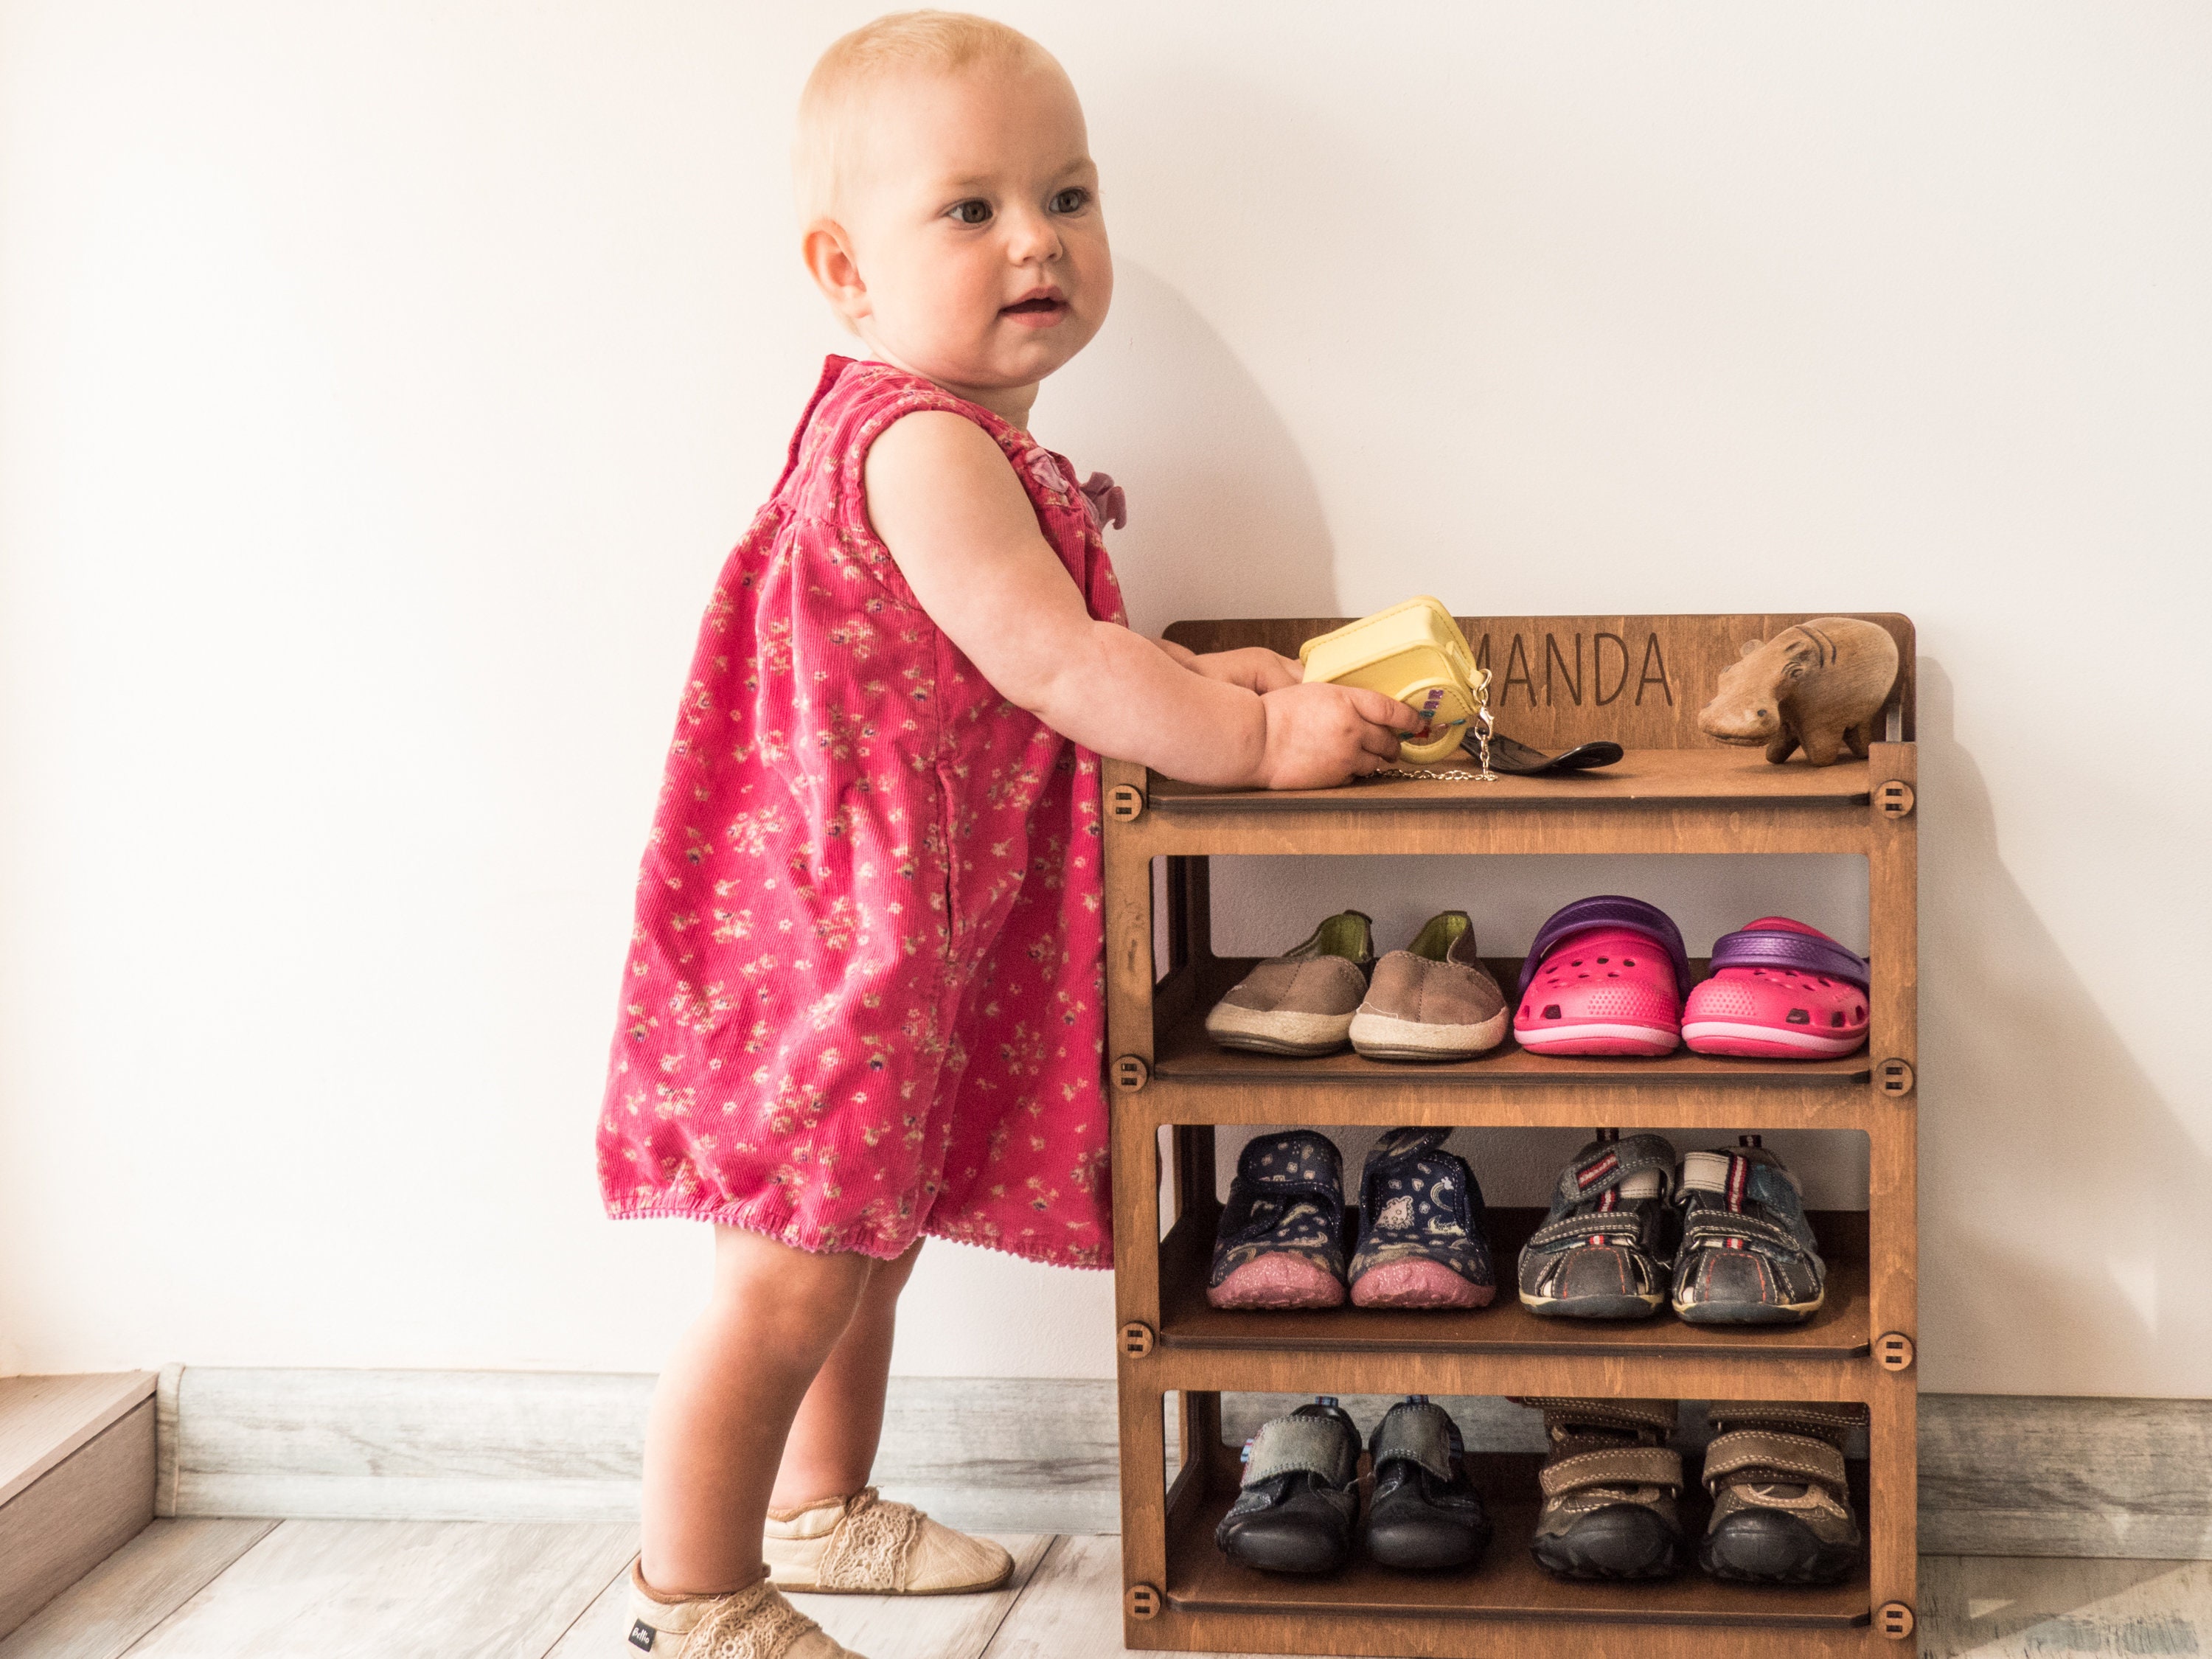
xmin=1347 ymin=1009 xmax=1509 ymax=1061
xmin=1699 ymin=1512 xmax=1860 ymax=1585
xmin=767 ymin=1562 xmax=1013 ymax=1596
xmin=1209 ymin=1254 xmax=1347 ymax=1309
xmin=1205 ymin=1004 xmax=1354 ymax=1056
xmin=1349 ymin=1259 xmax=1494 ymax=1309
xmin=1530 ymin=1506 xmax=1688 ymax=1580
xmin=1514 ymin=1020 xmax=1679 ymax=1057
xmin=1671 ymin=1291 xmax=1825 ymax=1325
xmin=1681 ymin=1020 xmax=1865 ymax=1058
xmin=1519 ymin=1287 xmax=1665 ymax=1320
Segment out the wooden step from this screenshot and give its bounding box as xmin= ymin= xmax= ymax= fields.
xmin=0 ymin=1372 xmax=159 ymax=1642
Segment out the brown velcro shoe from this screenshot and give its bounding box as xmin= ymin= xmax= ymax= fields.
xmin=1204 ymin=911 xmax=1374 ymax=1056
xmin=1517 ymin=1397 xmax=1688 ymax=1581
xmin=1349 ymin=911 xmax=1509 ymax=1061
xmin=1697 ymin=1400 xmax=1866 ymax=1585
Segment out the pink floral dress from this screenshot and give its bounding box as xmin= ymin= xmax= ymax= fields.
xmin=598 ymin=355 xmax=1124 ymax=1268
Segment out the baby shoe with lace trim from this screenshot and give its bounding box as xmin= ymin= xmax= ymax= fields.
xmin=1517 ymin=1135 xmax=1682 ymax=1320
xmin=1347 ymin=911 xmax=1509 ymax=1060
xmin=1681 ymin=918 xmax=1871 ymax=1058
xmin=1698 ymin=1400 xmax=1867 ymax=1585
xmin=1346 ymin=1127 xmax=1495 ymax=1308
xmin=1205 ymin=912 xmax=1374 ymax=1056
xmin=1512 ymin=897 xmax=1690 ymax=1057
xmin=1208 ymin=1130 xmax=1348 ymax=1309
xmin=625 ymin=1562 xmax=863 ymax=1658
xmin=762 ymin=1488 xmax=1010 ymax=1596
xmin=1360 ymin=1397 xmax=1493 ymax=1571
xmin=1670 ymin=1144 xmax=1826 ymax=1324
xmin=1214 ymin=1399 xmax=1363 ymax=1574
xmin=1517 ymin=1397 xmax=1688 ymax=1581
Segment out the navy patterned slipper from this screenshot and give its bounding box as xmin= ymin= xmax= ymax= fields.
xmin=1346 ymin=1128 xmax=1495 ymax=1308
xmin=1208 ymin=1131 xmax=1348 ymax=1309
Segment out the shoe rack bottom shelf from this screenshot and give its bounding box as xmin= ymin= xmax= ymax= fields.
xmin=1166 ymin=1451 xmax=1871 ymax=1630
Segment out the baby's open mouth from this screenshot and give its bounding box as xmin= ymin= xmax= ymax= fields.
xmin=1002 ymin=296 xmax=1065 ymax=315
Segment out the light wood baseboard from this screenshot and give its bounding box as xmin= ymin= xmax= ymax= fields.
xmin=149 ymin=1368 xmax=2212 ymax=1560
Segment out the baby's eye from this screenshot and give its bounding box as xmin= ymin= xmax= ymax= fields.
xmin=1048 ymin=187 xmax=1091 ymax=215
xmin=948 ymin=199 xmax=992 ymax=226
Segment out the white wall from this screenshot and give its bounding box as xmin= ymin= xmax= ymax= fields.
xmin=1 ymin=1 xmax=2207 ymax=1397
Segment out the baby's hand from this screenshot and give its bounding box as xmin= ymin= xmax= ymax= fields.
xmin=1186 ymin=647 xmax=1303 ymax=694
xmin=1255 ymin=683 xmax=1422 ymax=790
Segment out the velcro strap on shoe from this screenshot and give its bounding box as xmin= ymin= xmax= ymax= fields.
xmin=1705 ymin=1399 xmax=1867 ymax=1439
xmin=1552 ymin=1134 xmax=1677 ymax=1205
xmin=1370 ymin=1403 xmax=1455 ymax=1484
xmin=1237 ymin=1131 xmax=1342 ymax=1192
xmin=1243 ymin=1416 xmax=1354 ymax=1487
xmin=1538 ymin=1445 xmax=1683 ymax=1498
xmin=1527 ymin=1211 xmax=1655 ymax=1250
xmin=1680 ymin=1211 xmax=1809 ymax=1256
xmin=1515 ymin=1396 xmax=1679 ymax=1435
xmin=1371 ymin=1126 xmax=1452 ymax=1166
xmin=1702 ymin=1430 xmax=1848 ymax=1496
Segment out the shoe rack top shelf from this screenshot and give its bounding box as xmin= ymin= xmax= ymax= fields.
xmin=1147 ymin=748 xmax=1880 ymax=813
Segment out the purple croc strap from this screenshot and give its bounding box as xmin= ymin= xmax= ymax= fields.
xmin=1518 ymin=896 xmax=1691 ymax=999
xmin=1710 ymin=926 xmax=1870 ymax=987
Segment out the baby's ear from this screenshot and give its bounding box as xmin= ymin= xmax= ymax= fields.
xmin=1739 ymin=639 xmax=1764 ymax=658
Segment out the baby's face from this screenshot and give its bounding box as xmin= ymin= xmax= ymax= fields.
xmin=827 ymin=61 xmax=1110 ymax=403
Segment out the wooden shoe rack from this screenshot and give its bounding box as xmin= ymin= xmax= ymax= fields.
xmin=1101 ymin=613 xmax=1918 ymax=1658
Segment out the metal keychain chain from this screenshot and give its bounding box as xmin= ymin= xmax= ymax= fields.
xmin=1360 ymin=671 xmax=1500 ymax=785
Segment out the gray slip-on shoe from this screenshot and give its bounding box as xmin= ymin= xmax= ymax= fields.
xmin=1348 ymin=911 xmax=1509 ymax=1061
xmin=1206 ymin=911 xmax=1374 ymax=1057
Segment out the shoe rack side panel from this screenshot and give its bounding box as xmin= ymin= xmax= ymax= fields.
xmin=1864 ymin=738 xmax=1919 ymax=1635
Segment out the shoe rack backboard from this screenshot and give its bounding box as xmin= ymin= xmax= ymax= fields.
xmin=1159 ymin=613 xmax=1916 ymax=751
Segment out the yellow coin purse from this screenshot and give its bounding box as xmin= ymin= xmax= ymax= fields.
xmin=1298 ymin=597 xmax=1489 ymax=765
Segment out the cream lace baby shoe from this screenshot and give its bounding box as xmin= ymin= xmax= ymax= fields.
xmin=762 ymin=1488 xmax=1012 ymax=1596
xmin=623 ymin=1563 xmax=863 ymax=1658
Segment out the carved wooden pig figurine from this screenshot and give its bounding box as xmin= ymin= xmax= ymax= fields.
xmin=1699 ymin=617 xmax=1899 ymax=765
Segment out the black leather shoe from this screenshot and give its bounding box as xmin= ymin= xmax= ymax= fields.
xmin=1360 ymin=1397 xmax=1492 ymax=1571
xmin=1214 ymin=1400 xmax=1360 ymax=1574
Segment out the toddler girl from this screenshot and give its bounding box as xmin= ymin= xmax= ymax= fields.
xmin=600 ymin=13 xmax=1416 ymax=1655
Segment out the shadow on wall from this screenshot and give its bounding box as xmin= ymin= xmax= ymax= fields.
xmin=1915 ymin=658 xmax=2205 ymax=1397
xmin=1046 ymin=261 xmax=1338 ymax=633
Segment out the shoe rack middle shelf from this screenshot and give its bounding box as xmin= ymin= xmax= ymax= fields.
xmin=1155 ymin=1205 xmax=1870 ymax=1361
xmin=1141 ymin=953 xmax=1881 ymax=1130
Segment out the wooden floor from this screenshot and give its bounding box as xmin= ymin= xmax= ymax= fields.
xmin=1 ymin=1520 xmax=2206 ymax=1659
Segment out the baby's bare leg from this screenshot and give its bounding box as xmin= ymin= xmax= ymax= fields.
xmin=639 ymin=1226 xmax=875 ymax=1596
xmin=771 ymin=1238 xmax=925 ymax=1509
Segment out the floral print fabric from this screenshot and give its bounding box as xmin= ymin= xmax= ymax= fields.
xmin=598 ymin=355 xmax=1125 ymax=1267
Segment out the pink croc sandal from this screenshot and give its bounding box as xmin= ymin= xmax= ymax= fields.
xmin=1682 ymin=919 xmax=1870 ymax=1058
xmin=1512 ymin=897 xmax=1690 ymax=1057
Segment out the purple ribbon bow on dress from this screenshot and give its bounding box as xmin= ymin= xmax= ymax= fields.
xmin=1079 ymin=471 xmax=1127 ymax=531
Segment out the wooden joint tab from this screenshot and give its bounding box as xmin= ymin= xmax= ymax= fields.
xmin=1106 ymin=783 xmax=1146 ymax=822
xmin=1877 ymin=1057 xmax=1916 ymax=1097
xmin=1111 ymin=1054 xmax=1150 ymax=1093
xmin=1877 ymin=1332 xmax=1916 ymax=1373
xmin=1125 ymin=1582 xmax=1161 ymax=1620
xmin=1875 ymin=779 xmax=1916 ymax=819
xmin=1119 ymin=1321 xmax=1155 ymax=1359
xmin=1877 ymin=1600 xmax=1916 ymax=1640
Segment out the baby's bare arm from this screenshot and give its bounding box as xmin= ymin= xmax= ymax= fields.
xmin=866 ymin=414 xmax=1412 ymax=788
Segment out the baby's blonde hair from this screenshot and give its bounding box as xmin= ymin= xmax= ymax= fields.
xmin=794 ymin=10 xmax=1060 ymax=226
